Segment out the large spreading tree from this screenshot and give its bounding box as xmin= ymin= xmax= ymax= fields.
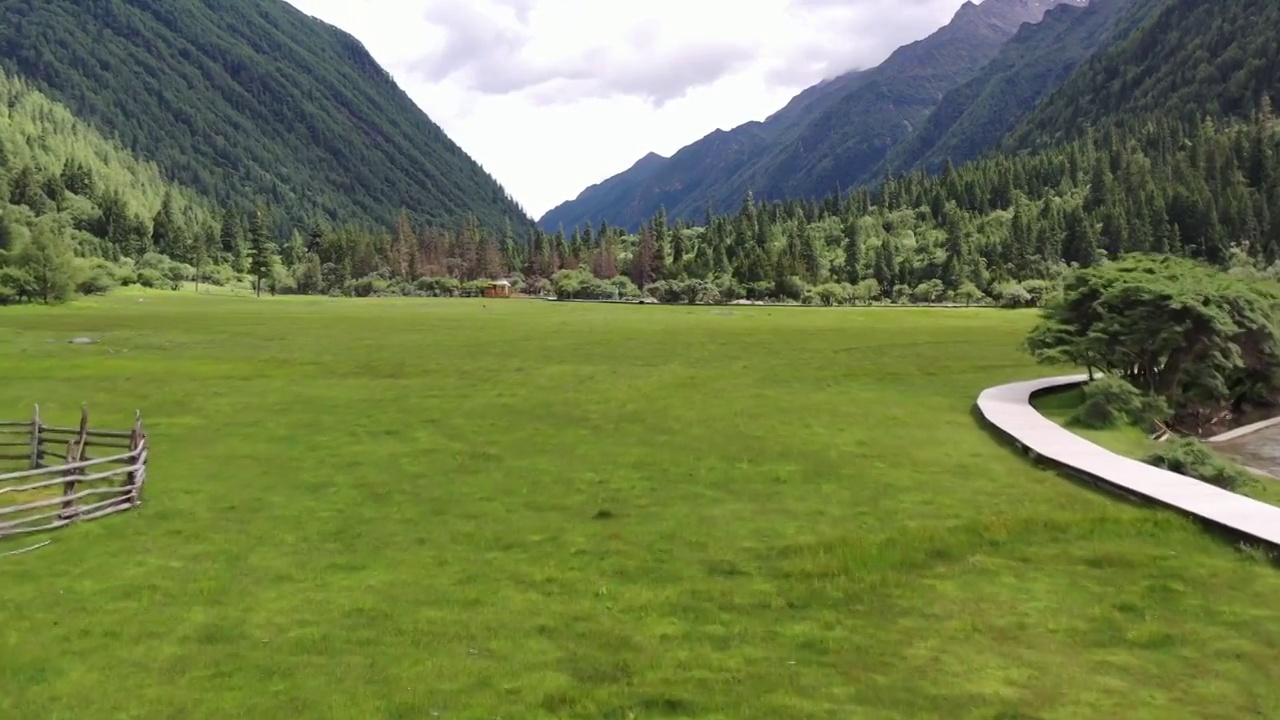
xmin=1026 ymin=254 xmax=1280 ymax=430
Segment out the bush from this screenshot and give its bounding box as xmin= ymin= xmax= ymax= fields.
xmin=714 ymin=275 xmax=743 ymax=302
xmin=1133 ymin=394 xmax=1173 ymax=434
xmin=814 ymin=282 xmax=851 ymax=306
xmin=461 ymin=279 xmax=488 ymax=297
xmin=0 ymin=266 xmax=34 ymax=304
xmin=347 ymin=274 xmax=391 ymax=297
xmin=1145 ymin=438 xmax=1254 ymax=492
xmin=993 ymin=281 xmax=1033 ymax=308
xmin=110 ymin=257 xmax=138 ymax=286
xmin=607 ymin=276 xmax=641 ymax=299
xmin=415 ymin=276 xmax=461 ymax=297
xmin=1068 ymin=376 xmax=1144 ymax=429
xmin=200 ymin=264 xmax=237 ymax=287
xmin=550 ymin=268 xmax=613 ymax=299
xmin=1020 ymin=279 xmax=1059 ymax=307
xmin=774 ymin=275 xmax=806 ymax=302
xmin=75 ymin=260 xmax=117 ymax=295
xmin=135 ymin=267 xmax=168 ymax=289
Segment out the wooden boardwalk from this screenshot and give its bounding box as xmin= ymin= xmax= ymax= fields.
xmin=977 ymin=374 xmax=1280 ymax=549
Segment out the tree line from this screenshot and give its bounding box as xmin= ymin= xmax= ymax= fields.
xmin=3 ymin=102 xmax=1279 ymax=305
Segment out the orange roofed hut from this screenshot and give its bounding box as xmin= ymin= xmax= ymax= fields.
xmin=483 ymin=279 xmax=512 ymax=298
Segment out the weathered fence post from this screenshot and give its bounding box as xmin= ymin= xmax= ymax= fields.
xmin=124 ymin=410 xmax=146 ymax=507
xmin=28 ymin=404 xmax=40 ymax=469
xmin=59 ymin=406 xmax=89 ymax=520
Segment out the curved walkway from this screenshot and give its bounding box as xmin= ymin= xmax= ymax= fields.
xmin=977 ymin=375 xmax=1280 ymax=549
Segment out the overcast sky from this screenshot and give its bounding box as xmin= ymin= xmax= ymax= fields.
xmin=283 ymin=0 xmax=970 ymax=218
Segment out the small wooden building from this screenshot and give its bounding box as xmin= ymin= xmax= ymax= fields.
xmin=483 ymin=279 xmax=512 ymax=298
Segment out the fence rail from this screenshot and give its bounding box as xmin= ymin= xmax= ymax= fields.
xmin=0 ymin=405 xmax=148 ymax=539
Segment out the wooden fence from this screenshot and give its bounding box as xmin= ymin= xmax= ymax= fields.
xmin=0 ymin=405 xmax=148 ymax=539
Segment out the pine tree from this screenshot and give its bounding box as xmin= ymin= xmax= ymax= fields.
xmin=631 ymin=223 xmax=657 ymax=289
xmin=192 ymin=223 xmax=215 ymax=293
xmin=391 ymin=209 xmax=416 ymax=280
xmin=1062 ymin=205 xmax=1099 ymax=267
xmin=842 ymin=217 xmax=862 ymax=283
xmin=218 ymin=205 xmax=245 ymax=270
xmin=151 ymin=191 xmax=176 ymax=258
xmin=247 ymin=204 xmax=275 ymax=297
xmin=502 ymin=217 xmax=521 ymax=274
xmin=653 ymin=206 xmax=670 ymax=277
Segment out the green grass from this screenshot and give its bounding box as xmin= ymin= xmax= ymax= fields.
xmin=1033 ymin=387 xmax=1280 ymax=506
xmin=3 ymin=289 xmax=1280 ymax=719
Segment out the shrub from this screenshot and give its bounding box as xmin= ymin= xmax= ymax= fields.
xmin=1133 ymin=394 xmax=1173 ymax=434
xmin=1145 ymin=438 xmax=1254 ymax=492
xmin=714 ymin=275 xmax=744 ymax=302
xmin=774 ymin=275 xmax=806 ymax=302
xmin=608 ymin=276 xmax=641 ymax=299
xmin=75 ymin=262 xmax=117 ymax=295
xmin=993 ymin=281 xmax=1033 ymax=308
xmin=135 ymin=268 xmax=167 ymax=289
xmin=460 ymin=279 xmax=488 ymax=297
xmin=814 ymin=282 xmax=851 ymax=306
xmin=0 ymin=266 xmax=34 ymax=304
xmin=415 ymin=276 xmax=461 ymax=297
xmin=1068 ymin=376 xmax=1144 ymax=429
xmin=200 ymin=264 xmax=237 ymax=287
xmin=110 ymin=257 xmax=138 ymax=286
xmin=347 ymin=274 xmax=391 ymax=297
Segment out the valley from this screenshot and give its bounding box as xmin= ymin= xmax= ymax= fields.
xmin=3 ymin=0 xmax=1280 ymax=716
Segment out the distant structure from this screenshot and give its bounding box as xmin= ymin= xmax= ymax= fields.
xmin=483 ymin=279 xmax=512 ymax=298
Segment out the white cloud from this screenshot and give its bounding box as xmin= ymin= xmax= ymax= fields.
xmin=283 ymin=0 xmax=967 ymax=218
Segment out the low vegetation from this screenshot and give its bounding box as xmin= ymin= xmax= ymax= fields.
xmin=1066 ymin=375 xmax=1169 ymax=432
xmin=1145 ymin=438 xmax=1257 ymax=493
xmin=3 ymin=294 xmax=1280 ymax=718
xmin=1035 ymin=386 xmax=1278 ymax=504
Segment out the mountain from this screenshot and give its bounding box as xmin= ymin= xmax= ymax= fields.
xmin=540 ymin=0 xmax=1083 ymax=232
xmin=1008 ymin=0 xmax=1280 ymax=151
xmin=0 ymin=0 xmax=531 ymax=235
xmin=541 ymin=71 xmax=873 ymax=235
xmin=882 ymin=0 xmax=1139 ymax=176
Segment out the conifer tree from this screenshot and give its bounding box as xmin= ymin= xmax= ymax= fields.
xmin=247 ymin=204 xmax=275 ymax=297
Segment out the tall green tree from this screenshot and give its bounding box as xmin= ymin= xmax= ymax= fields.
xmin=16 ymin=219 xmax=76 ymax=303
xmin=247 ymin=205 xmax=275 ymax=297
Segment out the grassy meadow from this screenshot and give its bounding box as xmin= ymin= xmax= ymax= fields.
xmin=3 ymin=290 xmax=1280 ymax=719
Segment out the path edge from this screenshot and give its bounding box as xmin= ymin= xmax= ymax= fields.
xmin=976 ymin=374 xmax=1280 ymax=554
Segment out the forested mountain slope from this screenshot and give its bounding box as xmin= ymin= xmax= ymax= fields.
xmin=730 ymin=0 xmax=1085 ymax=207
xmin=882 ymin=0 xmax=1138 ymax=176
xmin=1008 ymin=0 xmax=1280 ymax=150
xmin=0 ymin=0 xmax=531 ymax=235
xmin=539 ymin=0 xmax=1082 ymax=232
xmin=0 ymin=64 xmax=227 ymax=264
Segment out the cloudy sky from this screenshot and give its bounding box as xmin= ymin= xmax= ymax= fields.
xmin=283 ymin=0 xmax=970 ymax=218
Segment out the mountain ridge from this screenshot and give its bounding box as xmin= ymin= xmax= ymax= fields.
xmin=1007 ymin=0 xmax=1280 ymax=151
xmin=539 ymin=0 xmax=1084 ymax=232
xmin=0 ymin=0 xmax=532 ymax=236
xmin=881 ymin=0 xmax=1138 ymax=177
